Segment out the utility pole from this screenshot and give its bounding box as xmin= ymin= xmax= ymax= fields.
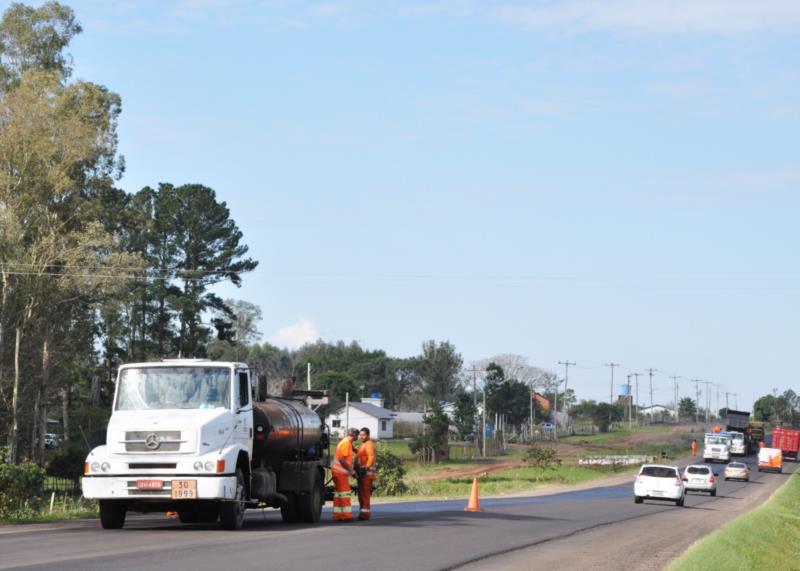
xmin=701 ymin=380 xmax=713 ymax=423
xmin=627 ymin=373 xmax=633 ymax=429
xmin=725 ymin=391 xmax=730 ymax=411
xmin=605 ymin=363 xmax=620 ymax=404
xmin=733 ymin=393 xmax=739 ymax=410
xmin=691 ymin=379 xmax=703 ymax=423
xmin=633 ymin=373 xmax=641 ymax=425
xmin=715 ymin=383 xmax=722 ymax=419
xmin=558 ymin=361 xmax=575 ymax=412
xmin=670 ymin=375 xmax=680 ymax=423
xmin=552 ymin=378 xmax=562 ymax=440
xmin=482 ymin=389 xmax=486 ymax=457
xmin=645 ymin=368 xmax=657 ymax=423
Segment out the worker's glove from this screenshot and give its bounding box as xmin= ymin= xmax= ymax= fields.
xmin=355 ymin=466 xmax=367 ymax=478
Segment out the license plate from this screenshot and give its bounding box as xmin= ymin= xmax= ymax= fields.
xmin=691 ymin=478 xmax=703 ymax=483
xmin=171 ymin=479 xmax=197 ymax=499
xmin=651 ymin=490 xmax=663 ymax=496
xmin=136 ymin=479 xmax=163 ymax=491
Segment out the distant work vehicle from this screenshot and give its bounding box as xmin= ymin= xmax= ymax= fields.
xmin=727 ymin=431 xmax=746 ymax=456
xmin=703 ymin=432 xmax=732 ymax=463
xmin=771 ymin=427 xmax=800 ymax=461
xmin=749 ymin=420 xmax=766 ymax=452
xmin=724 ymin=462 xmax=750 ymax=482
xmin=725 ymin=410 xmax=759 ymax=454
xmin=758 ymin=447 xmax=783 ymax=473
xmin=82 ymin=360 xmax=331 ymax=530
xmin=539 ymin=422 xmax=555 ymax=431
xmin=682 ymin=464 xmax=717 ymax=496
xmin=634 ymin=464 xmax=685 ymax=507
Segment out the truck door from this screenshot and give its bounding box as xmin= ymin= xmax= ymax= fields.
xmin=234 ymin=369 xmax=254 ymax=457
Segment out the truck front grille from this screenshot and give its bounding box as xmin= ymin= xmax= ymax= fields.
xmin=128 ymin=463 xmax=177 ymax=469
xmin=123 ymin=431 xmax=183 ymax=452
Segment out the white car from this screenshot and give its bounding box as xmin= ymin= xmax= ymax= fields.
xmin=724 ymin=462 xmax=750 ymax=482
xmin=682 ymin=464 xmax=717 ymax=496
xmin=634 ymin=464 xmax=685 ymax=507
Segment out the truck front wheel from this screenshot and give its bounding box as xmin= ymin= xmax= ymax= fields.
xmin=220 ymin=468 xmax=246 ymax=530
xmin=99 ymin=500 xmax=126 ymax=529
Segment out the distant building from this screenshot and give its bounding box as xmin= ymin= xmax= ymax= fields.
xmin=640 ymin=405 xmax=677 ymax=418
xmin=326 ymin=397 xmax=395 ymax=439
xmin=533 ymin=392 xmax=550 ymax=411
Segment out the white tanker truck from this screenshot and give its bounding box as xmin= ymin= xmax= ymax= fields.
xmin=82 ymin=359 xmax=331 ymax=530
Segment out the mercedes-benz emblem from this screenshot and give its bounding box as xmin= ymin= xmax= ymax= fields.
xmin=144 ymin=433 xmax=160 ymax=450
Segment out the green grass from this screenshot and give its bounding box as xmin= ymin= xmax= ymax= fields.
xmin=668 ymin=472 xmax=800 ymax=571
xmin=379 ymin=439 xmax=415 ymax=460
xmin=0 ymin=496 xmax=96 ymax=525
xmin=385 ymin=464 xmax=622 ymax=501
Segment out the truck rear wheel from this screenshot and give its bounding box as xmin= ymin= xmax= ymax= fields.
xmin=280 ymin=494 xmax=299 ymax=523
xmin=298 ymin=471 xmax=323 ymax=523
xmin=220 ymin=468 xmax=246 ymax=530
xmin=99 ymin=500 xmax=126 ymax=529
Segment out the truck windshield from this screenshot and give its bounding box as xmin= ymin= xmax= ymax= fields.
xmin=116 ymin=367 xmax=231 ymax=411
xmin=705 ymin=437 xmax=730 ymax=445
xmin=731 ymin=434 xmax=744 ymax=441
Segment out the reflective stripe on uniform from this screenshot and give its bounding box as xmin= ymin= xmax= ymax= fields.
xmin=334 ymin=491 xmax=350 ymax=498
xmin=333 ymin=506 xmax=351 ymax=513
xmin=359 ymin=508 xmax=370 ymax=513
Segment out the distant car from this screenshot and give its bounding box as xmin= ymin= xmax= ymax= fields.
xmin=682 ymin=464 xmax=717 ymax=496
xmin=539 ymin=422 xmax=555 ymax=431
xmin=44 ymin=433 xmax=60 ymax=449
xmin=724 ymin=462 xmax=750 ymax=482
xmin=634 ymin=464 xmax=685 ymax=507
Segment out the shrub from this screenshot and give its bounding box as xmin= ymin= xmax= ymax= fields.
xmin=0 ymin=462 xmax=46 ymax=518
xmin=523 ymin=446 xmax=562 ymax=479
xmin=47 ymin=443 xmax=86 ymax=481
xmin=375 ymin=443 xmax=407 ymax=496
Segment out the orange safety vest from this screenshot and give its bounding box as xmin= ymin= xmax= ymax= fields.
xmin=333 ymin=437 xmax=354 ymax=475
xmin=356 ymin=440 xmax=377 ymax=477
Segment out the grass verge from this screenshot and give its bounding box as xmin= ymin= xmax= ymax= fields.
xmin=383 ymin=464 xmax=626 ymax=501
xmin=668 ymin=472 xmax=800 ymax=570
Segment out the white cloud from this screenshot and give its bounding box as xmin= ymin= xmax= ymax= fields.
xmin=491 ymin=0 xmax=800 ymax=35
xmin=269 ymin=318 xmax=319 ymax=349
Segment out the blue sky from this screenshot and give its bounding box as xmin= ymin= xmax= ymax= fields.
xmin=61 ymin=0 xmax=798 ymax=407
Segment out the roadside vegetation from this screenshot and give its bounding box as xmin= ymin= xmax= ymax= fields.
xmin=668 ymin=472 xmax=800 ymax=571
xmin=376 ymin=424 xmax=699 ymax=501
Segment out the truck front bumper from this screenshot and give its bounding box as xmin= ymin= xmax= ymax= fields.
xmin=82 ymin=475 xmax=238 ymax=501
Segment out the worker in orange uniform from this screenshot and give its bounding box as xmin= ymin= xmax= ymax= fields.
xmin=691 ymin=439 xmax=697 ymax=456
xmin=355 ymin=427 xmax=377 ymax=521
xmin=332 ymin=428 xmax=358 ymax=522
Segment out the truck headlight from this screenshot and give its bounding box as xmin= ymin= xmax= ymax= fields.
xmin=91 ymin=462 xmax=101 ymax=473
xmin=204 ymin=461 xmax=214 ymax=472
xmin=193 ymin=461 xmax=204 ymax=471
xmin=101 ymin=462 xmax=110 ymax=472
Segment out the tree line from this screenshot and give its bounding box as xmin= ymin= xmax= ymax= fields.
xmin=0 ymin=2 xmax=255 ymax=464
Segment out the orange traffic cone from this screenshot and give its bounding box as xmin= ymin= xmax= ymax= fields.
xmin=464 ymin=477 xmax=483 ymax=512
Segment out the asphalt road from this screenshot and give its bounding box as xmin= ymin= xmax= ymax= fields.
xmin=1 ymin=453 xmax=795 ymax=571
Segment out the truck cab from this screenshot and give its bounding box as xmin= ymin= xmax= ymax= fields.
xmin=703 ymin=432 xmax=732 ymax=463
xmin=728 ymin=431 xmax=746 ymax=456
xmin=82 ymin=359 xmax=328 ymax=530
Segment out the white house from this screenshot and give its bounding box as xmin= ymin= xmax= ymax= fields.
xmin=326 ymin=397 xmax=395 ymax=440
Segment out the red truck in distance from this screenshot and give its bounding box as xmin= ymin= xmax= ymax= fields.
xmin=772 ymin=426 xmax=800 ymax=461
